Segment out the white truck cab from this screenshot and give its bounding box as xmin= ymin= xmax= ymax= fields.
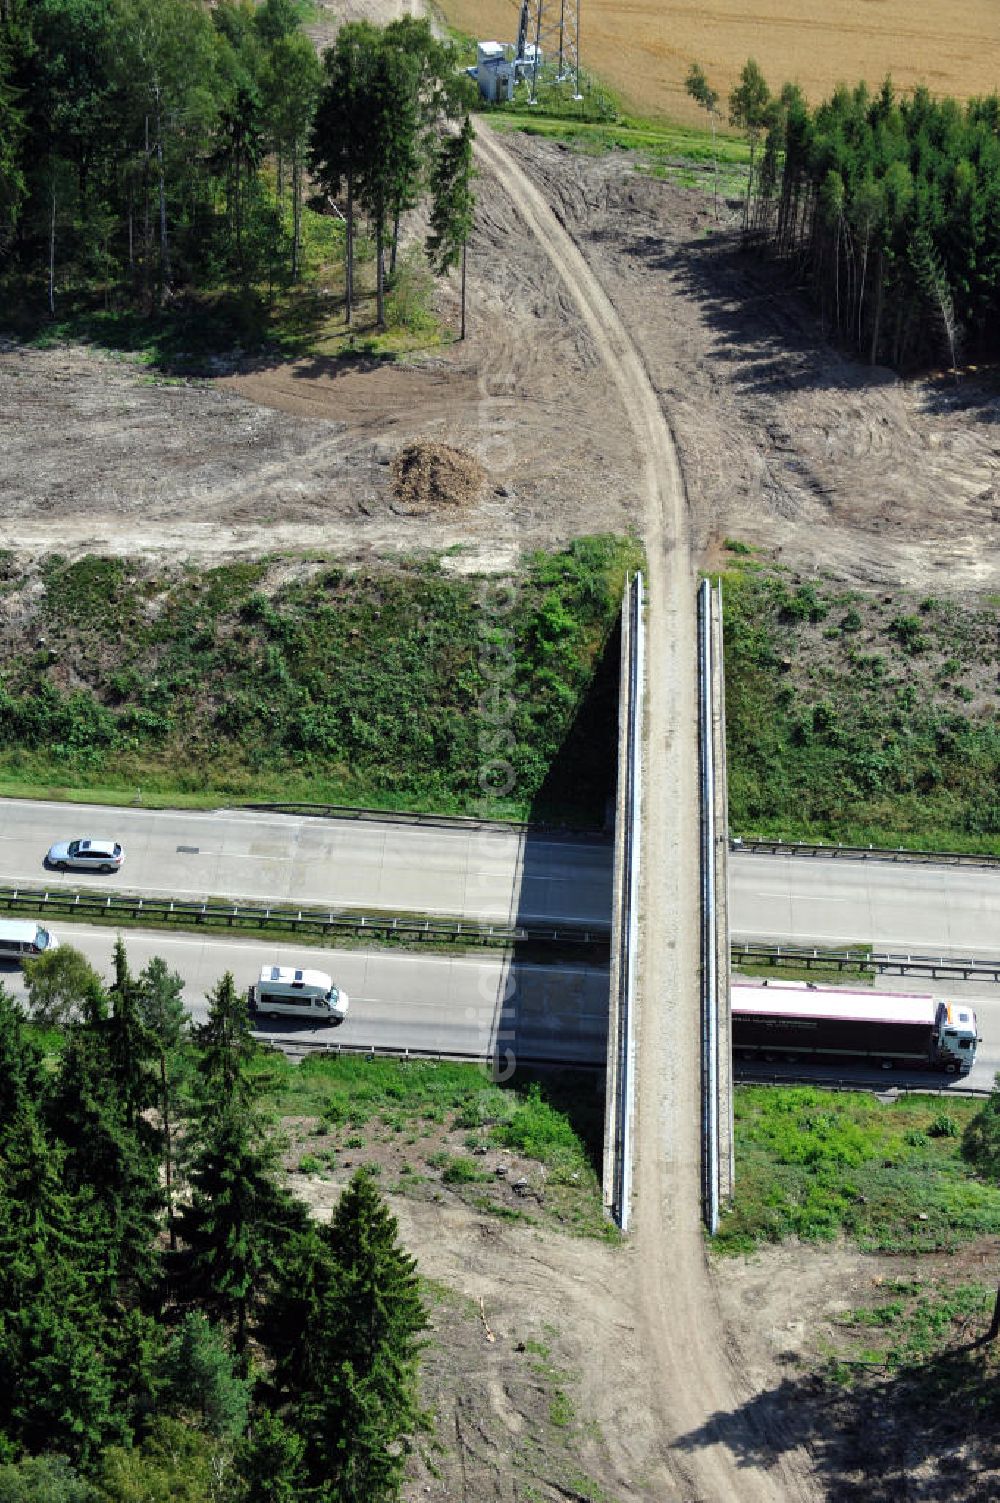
xmin=937 ymin=1001 xmax=979 ymax=1073
xmin=250 ymin=965 xmax=349 ymax=1024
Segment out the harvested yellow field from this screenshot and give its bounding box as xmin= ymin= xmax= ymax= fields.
xmin=440 ymin=0 xmax=1000 ymax=122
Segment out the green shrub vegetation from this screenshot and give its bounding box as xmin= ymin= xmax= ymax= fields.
xmin=721 ymin=561 xmax=1000 ymax=851
xmin=0 ymin=536 xmax=639 ymax=822
xmin=716 ymin=1086 xmax=1000 ymax=1254
xmin=254 ymin=1052 xmax=608 ymax=1236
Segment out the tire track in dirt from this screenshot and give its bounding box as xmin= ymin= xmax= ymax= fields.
xmin=474 ymin=124 xmax=818 ymax=1501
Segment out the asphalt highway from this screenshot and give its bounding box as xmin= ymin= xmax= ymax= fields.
xmin=2 ymin=923 xmax=610 ymax=1066
xmin=731 ymin=852 xmax=1000 ymax=957
xmin=1 ymin=798 xmax=613 ymax=926
xmin=7 ymin=918 xmax=996 ymax=1089
xmin=4 ymin=798 xmax=1000 ymax=1082
xmin=6 ymin=799 xmax=999 ymax=954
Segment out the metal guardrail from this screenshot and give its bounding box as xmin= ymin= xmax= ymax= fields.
xmin=604 ymin=573 xmax=643 ymax=1232
xmin=734 ymin=1069 xmax=991 ymax=1098
xmin=271 ymin=1037 xmax=605 ymax=1069
xmin=698 ymin=578 xmax=721 ymax=1236
xmin=732 ymin=942 xmax=1000 ymax=982
xmin=731 ymin=837 xmax=1000 ymax=869
xmin=0 ymin=882 xmax=610 ymax=949
xmin=238 ymin=801 xmax=609 ymax=840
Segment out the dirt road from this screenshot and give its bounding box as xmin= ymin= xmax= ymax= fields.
xmin=475 ymin=125 xmax=817 ymax=1501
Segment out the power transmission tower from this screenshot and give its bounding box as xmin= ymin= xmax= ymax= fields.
xmin=515 ymin=0 xmax=582 ymax=103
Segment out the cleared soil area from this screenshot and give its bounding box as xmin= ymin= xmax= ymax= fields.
xmin=438 ymin=0 xmax=1000 ymax=122
xmin=8 ymin=143 xmax=1000 ymax=590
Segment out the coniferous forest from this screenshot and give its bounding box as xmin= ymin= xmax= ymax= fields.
xmin=0 ymin=942 xmax=427 ymax=1501
xmin=726 ymin=61 xmax=1000 ymax=370
xmin=0 ymin=0 xmax=474 ymax=330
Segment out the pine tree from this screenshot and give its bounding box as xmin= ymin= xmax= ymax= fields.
xmin=238 ymin=1409 xmax=306 ymax=1503
xmin=194 ymin=970 xmax=258 ymax=1105
xmin=380 ymin=16 xmax=463 ymax=274
xmin=177 ymin=1100 xmax=300 ymax=1355
xmin=287 ymin=1168 xmax=428 ymax=1502
xmin=137 ymin=954 xmax=189 ymax=1250
xmin=426 ymin=115 xmax=474 ymax=341
xmin=359 ymin=36 xmax=420 ymax=330
xmin=0 ymin=984 xmax=44 ymax=1146
xmin=729 ymin=58 xmax=771 ymax=232
xmin=260 ymin=31 xmax=321 ymax=280
xmin=108 ymin=935 xmax=158 ymax=1131
xmin=310 ymin=21 xmax=381 ymax=325
xmin=163 ymin=1312 xmax=249 ymax=1439
xmin=685 ymin=63 xmax=720 ymax=219
xmin=45 ymin=1025 xmax=164 ymax=1306
xmin=180 ymin=973 xmax=304 ymax=1354
xmin=0 ymin=1109 xmax=117 ymax=1464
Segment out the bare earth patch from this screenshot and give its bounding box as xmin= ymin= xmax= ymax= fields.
xmin=7 ymin=139 xmax=1000 ymax=590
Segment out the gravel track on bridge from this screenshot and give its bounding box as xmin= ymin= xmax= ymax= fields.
xmin=474 ymin=124 xmax=818 ymax=1501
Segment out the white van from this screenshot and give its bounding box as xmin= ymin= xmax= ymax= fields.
xmin=250 ymin=965 xmax=349 ymax=1024
xmin=0 ymin=920 xmax=59 ymax=960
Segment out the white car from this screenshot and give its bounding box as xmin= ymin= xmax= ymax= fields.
xmin=46 ymin=838 xmax=124 ymax=874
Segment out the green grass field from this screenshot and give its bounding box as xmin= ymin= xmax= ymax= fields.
xmin=717 ymin=1086 xmax=1000 ymax=1255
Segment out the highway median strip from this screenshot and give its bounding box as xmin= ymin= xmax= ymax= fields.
xmin=2 ymin=882 xmax=611 ymax=960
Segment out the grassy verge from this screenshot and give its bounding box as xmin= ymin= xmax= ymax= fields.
xmin=717 ymin=550 xmax=1000 ymax=853
xmin=829 ymin=1276 xmax=995 ymax=1374
xmin=0 ymin=536 xmax=640 ymax=825
xmin=254 ymin=1052 xmax=612 ymax=1239
xmin=733 ymin=943 xmax=874 ymax=987
xmin=716 ymin=1086 xmax=1000 ymax=1255
xmin=489 ymin=108 xmax=748 ymax=197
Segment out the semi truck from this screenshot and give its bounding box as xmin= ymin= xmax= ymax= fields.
xmin=732 ymin=980 xmax=978 ymax=1074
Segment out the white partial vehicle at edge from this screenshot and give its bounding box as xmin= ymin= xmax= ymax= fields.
xmin=249 ymin=965 xmax=349 ymax=1025
xmin=0 ymin=919 xmax=59 ymax=959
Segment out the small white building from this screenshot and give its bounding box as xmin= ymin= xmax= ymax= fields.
xmin=476 ymin=41 xmax=516 ymax=104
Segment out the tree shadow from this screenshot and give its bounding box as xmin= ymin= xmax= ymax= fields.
xmin=620 ymin=224 xmax=895 ymax=401
xmin=614 ymin=221 xmax=1000 ymax=421
xmin=671 ymin=1339 xmax=1000 ymax=1500
xmin=1 ymin=285 xmax=337 ymax=376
